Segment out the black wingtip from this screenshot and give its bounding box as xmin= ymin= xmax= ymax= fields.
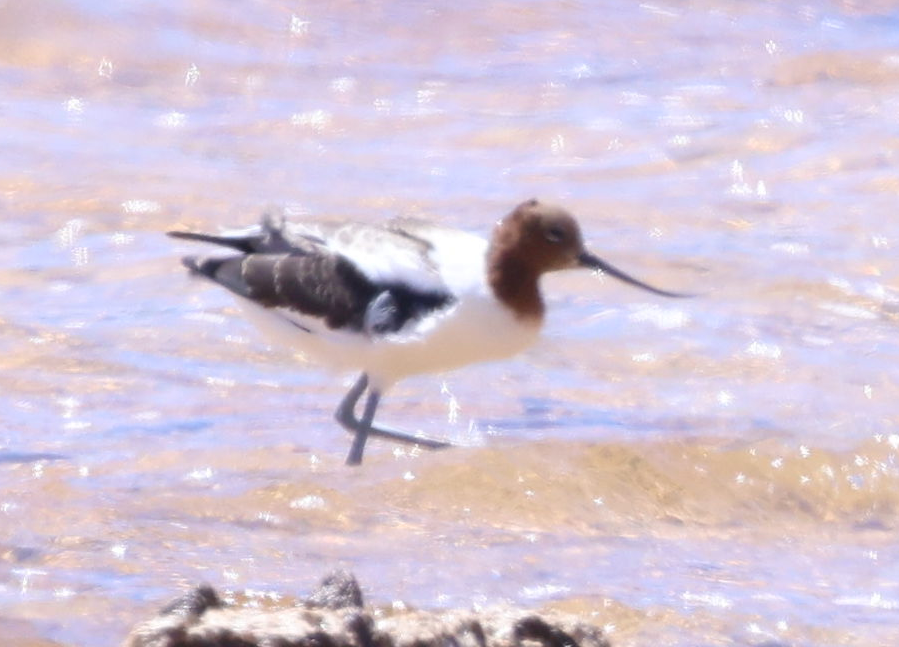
xmin=180 ymin=255 xmax=228 ymax=280
xmin=178 ymin=254 xmax=253 ymax=301
xmin=180 ymin=255 xmax=202 ymax=273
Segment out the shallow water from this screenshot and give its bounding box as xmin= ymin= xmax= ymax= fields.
xmin=3 ymin=1 xmax=899 ymax=645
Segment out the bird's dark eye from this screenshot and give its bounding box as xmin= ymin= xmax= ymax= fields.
xmin=545 ymin=226 xmax=565 ymax=243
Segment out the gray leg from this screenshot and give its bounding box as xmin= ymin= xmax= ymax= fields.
xmin=335 ymin=373 xmax=369 ymax=429
xmin=361 ymin=421 xmax=453 ymax=449
xmin=333 ymin=372 xmax=453 ymax=465
xmin=345 ymin=389 xmax=380 ymax=466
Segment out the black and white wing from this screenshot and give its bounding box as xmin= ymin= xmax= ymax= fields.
xmin=168 ymin=214 xmax=457 ymax=336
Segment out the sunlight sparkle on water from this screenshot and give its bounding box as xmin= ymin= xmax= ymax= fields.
xmin=122 ymin=199 xmax=162 ymax=214
xmin=186 ymin=467 xmax=214 ymax=482
xmin=520 ymin=584 xmax=571 ymax=601
xmin=330 ymin=77 xmax=356 ymax=93
xmin=629 ymin=305 xmax=689 ymax=330
xmin=55 ymin=220 xmax=84 ymax=247
xmin=184 ymin=64 xmax=200 ymax=86
xmin=290 ymin=14 xmax=310 ymax=35
xmin=63 ymin=97 xmax=85 ymax=114
xmin=681 ymin=591 xmax=733 ymax=609
xmin=834 ymin=592 xmax=899 ymax=610
xmin=770 ymin=241 xmax=809 ymax=255
xmin=290 ymin=495 xmax=326 ymax=510
xmin=155 ymin=112 xmax=187 ymax=128
xmin=291 ymin=110 xmax=332 ymax=131
xmin=745 ymin=340 xmax=782 ymax=359
xmin=98 ymin=57 xmax=113 ymax=78
xmin=441 ymin=382 xmax=461 ymax=424
xmin=5 ymin=3 xmax=899 ymax=645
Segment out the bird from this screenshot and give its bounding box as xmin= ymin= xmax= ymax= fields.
xmin=168 ymin=199 xmax=688 ymax=466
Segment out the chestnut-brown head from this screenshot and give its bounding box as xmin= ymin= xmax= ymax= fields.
xmin=488 ymin=199 xmax=689 ymax=319
xmin=490 ymin=199 xmax=588 ymax=274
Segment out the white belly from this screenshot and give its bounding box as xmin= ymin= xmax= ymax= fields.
xmin=236 ymin=292 xmax=541 ymax=390
xmin=364 ymin=296 xmax=541 ymax=386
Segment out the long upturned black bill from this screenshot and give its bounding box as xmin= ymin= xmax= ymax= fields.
xmin=578 ymin=251 xmax=691 ymax=298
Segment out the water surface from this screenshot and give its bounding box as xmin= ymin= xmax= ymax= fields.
xmin=3 ymin=1 xmax=899 ymax=645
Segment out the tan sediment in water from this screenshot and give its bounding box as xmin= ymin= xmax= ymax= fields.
xmin=4 ymin=1 xmax=899 ymax=645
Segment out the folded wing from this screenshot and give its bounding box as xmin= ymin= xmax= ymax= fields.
xmin=168 ymin=215 xmax=456 ymax=336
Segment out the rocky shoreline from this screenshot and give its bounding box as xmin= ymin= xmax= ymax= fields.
xmin=123 ymin=572 xmax=610 ymax=647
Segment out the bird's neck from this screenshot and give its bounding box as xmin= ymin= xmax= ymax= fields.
xmin=486 ymin=248 xmax=545 ymax=321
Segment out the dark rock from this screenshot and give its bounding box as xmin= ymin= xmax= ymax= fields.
xmin=160 ymin=585 xmax=224 ymax=617
xmin=306 ymin=570 xmax=364 ymax=609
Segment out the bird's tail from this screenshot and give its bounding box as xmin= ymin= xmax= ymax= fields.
xmin=167 ymin=230 xmax=256 ymax=253
xmin=167 ymin=213 xmax=295 ymax=254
